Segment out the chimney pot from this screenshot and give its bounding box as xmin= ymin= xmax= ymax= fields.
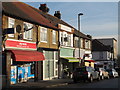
xmin=39 ymin=4 xmax=49 ymax=13
xmin=54 ymin=11 xmax=61 ymax=19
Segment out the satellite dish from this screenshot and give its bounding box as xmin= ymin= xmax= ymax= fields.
xmin=16 ymin=25 xmax=22 ymax=33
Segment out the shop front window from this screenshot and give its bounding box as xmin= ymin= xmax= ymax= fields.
xmin=31 ymin=63 xmax=34 ymax=74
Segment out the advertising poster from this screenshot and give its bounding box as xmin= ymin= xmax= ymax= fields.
xmin=11 ymin=66 xmax=17 ymax=84
xmin=18 ymin=66 xmax=24 ymax=83
xmin=28 ymin=65 xmax=34 ymax=79
xmin=23 ymin=66 xmax=28 ymax=82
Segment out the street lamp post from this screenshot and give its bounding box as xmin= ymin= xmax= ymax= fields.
xmin=78 ymin=13 xmax=83 ymax=67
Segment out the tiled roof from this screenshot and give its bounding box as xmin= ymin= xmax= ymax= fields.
xmin=2 ymin=2 xmax=58 ymax=30
xmin=92 ymin=39 xmax=112 ymax=51
xmin=29 ymin=6 xmax=74 ymax=28
xmin=29 ymin=5 xmax=91 ymax=39
xmin=74 ymin=29 xmax=91 ymax=39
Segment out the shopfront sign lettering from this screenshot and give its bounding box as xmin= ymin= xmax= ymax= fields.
xmin=5 ymin=39 xmax=36 ymax=50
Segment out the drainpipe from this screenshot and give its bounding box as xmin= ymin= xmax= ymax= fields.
xmin=58 ymin=28 xmax=61 ymax=79
xmin=34 ymin=25 xmax=39 ymax=82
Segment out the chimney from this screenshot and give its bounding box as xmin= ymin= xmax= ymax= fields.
xmin=54 ymin=11 xmax=61 ymax=19
xmin=39 ymin=4 xmax=49 ymax=13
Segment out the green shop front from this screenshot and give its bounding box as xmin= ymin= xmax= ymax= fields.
xmin=60 ymin=47 xmax=79 ymax=78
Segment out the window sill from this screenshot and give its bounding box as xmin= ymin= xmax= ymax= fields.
xmin=40 ymin=41 xmax=47 ymax=43
xmin=23 ymin=38 xmax=33 ymax=41
xmin=52 ymin=43 xmax=57 ymax=45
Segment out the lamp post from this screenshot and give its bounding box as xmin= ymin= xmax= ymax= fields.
xmin=78 ymin=13 xmax=83 ymax=67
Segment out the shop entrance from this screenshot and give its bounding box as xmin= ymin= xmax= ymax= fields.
xmin=11 ymin=62 xmax=35 ymax=84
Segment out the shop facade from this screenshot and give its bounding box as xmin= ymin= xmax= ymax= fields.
xmin=4 ymin=39 xmax=45 ymax=84
xmin=60 ymin=47 xmax=78 ymax=72
xmin=58 ymin=24 xmax=79 ymax=78
xmin=2 ymin=2 xmax=59 ymax=84
xmin=73 ymin=30 xmax=93 ymax=67
xmin=37 ymin=26 xmax=59 ymax=80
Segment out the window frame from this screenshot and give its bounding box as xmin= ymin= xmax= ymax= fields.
xmin=8 ymin=17 xmax=15 ymax=37
xmin=40 ymin=27 xmax=48 ymax=43
xmin=67 ymin=33 xmax=71 ymax=47
xmin=52 ymin=30 xmax=56 ymax=44
xmin=60 ymin=32 xmax=64 ymax=45
xmin=23 ymin=22 xmax=33 ymax=40
xmin=80 ymin=38 xmax=84 ymax=48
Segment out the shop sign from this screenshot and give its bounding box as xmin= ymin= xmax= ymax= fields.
xmin=5 ymin=39 xmax=36 ymax=50
xmin=60 ymin=48 xmax=74 ymax=57
xmin=59 ymin=24 xmax=72 ymax=32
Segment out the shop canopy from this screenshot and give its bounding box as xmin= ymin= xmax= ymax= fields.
xmin=84 ymin=59 xmax=95 ymax=62
xmin=10 ymin=50 xmax=45 ymax=62
xmin=61 ymin=57 xmax=80 ymax=62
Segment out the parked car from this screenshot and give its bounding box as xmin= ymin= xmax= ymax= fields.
xmin=106 ymin=69 xmax=119 ymax=78
xmin=73 ymin=66 xmax=100 ymax=83
xmin=95 ymin=68 xmax=109 ymax=79
xmin=115 ymin=67 xmax=120 ymax=76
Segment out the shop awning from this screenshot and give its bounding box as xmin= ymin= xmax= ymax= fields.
xmin=10 ymin=50 xmax=45 ymax=61
xmin=62 ymin=57 xmax=80 ymax=62
xmin=84 ymin=60 xmax=95 ymax=62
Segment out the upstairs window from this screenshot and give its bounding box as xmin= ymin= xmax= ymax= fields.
xmin=40 ymin=27 xmax=47 ymax=43
xmin=63 ymin=32 xmax=67 ymax=46
xmin=52 ymin=30 xmax=56 ymax=44
xmin=67 ymin=34 xmax=71 ymax=46
xmin=80 ymin=38 xmax=84 ymax=48
xmin=23 ymin=22 xmax=33 ymax=40
xmin=85 ymin=39 xmax=89 ymax=49
xmin=85 ymin=40 xmax=91 ymax=49
xmin=60 ymin=32 xmax=64 ymax=45
xmin=88 ymin=40 xmax=91 ymax=49
xmin=74 ymin=37 xmax=79 ymax=48
xmin=8 ymin=17 xmax=15 ymax=37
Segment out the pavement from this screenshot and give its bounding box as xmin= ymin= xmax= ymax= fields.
xmin=4 ymin=78 xmax=73 ymax=89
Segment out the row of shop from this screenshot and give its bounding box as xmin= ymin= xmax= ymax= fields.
xmin=2 ymin=2 xmax=95 ymax=86
xmin=3 ymin=39 xmax=60 ymax=84
xmin=3 ymin=39 xmax=94 ymax=85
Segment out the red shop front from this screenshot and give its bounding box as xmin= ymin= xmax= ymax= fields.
xmin=4 ymin=39 xmax=45 ymax=84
